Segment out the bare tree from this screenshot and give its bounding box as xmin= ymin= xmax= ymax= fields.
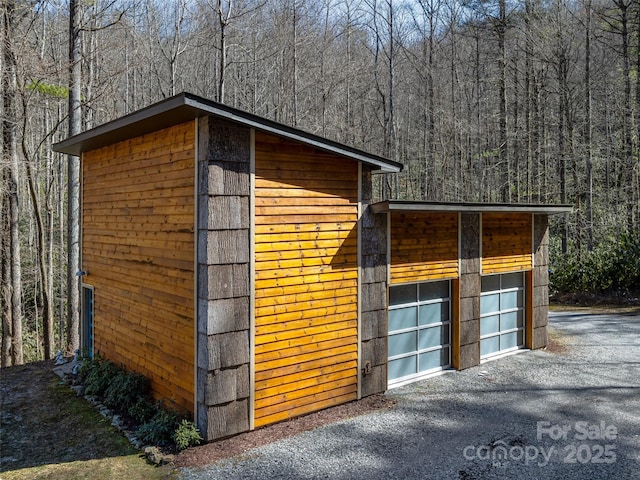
xmin=67 ymin=0 xmax=81 ymax=355
xmin=2 ymin=0 xmax=23 ymax=365
xmin=584 ymin=0 xmax=593 ymax=250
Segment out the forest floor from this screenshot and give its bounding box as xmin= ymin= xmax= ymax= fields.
xmin=0 ymin=360 xmax=172 ymax=480
xmin=1 ymin=302 xmax=638 ymax=479
xmin=0 ymin=360 xmax=392 ymax=479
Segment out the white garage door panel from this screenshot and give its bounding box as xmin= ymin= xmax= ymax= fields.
xmin=388 ymin=281 xmax=451 ymax=385
xmin=480 ymin=272 xmax=525 ymax=358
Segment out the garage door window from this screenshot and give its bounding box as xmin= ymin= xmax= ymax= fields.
xmin=388 ymin=281 xmax=451 ymax=385
xmin=480 ymin=272 xmax=525 ymax=359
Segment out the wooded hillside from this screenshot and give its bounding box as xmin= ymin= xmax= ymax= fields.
xmin=1 ymin=0 xmax=639 ymax=364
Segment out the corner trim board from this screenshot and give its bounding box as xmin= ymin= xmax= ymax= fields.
xmin=249 ymin=128 xmax=256 ymax=431
xmin=356 ymin=163 xmax=363 ymax=400
xmin=193 ymin=117 xmax=199 ymax=423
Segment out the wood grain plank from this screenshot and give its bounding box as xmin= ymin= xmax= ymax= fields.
xmin=255 ymin=303 xmax=356 ymax=327
xmin=255 ymin=295 xmax=358 ymax=319
xmin=482 ymin=213 xmax=532 ymax=274
xmin=254 ymin=352 xmax=357 ymax=383
xmin=255 ymin=343 xmax=358 ymax=373
xmin=254 ymin=138 xmax=358 ymax=426
xmin=255 ymin=323 xmax=358 ymax=354
xmin=255 ymin=371 xmax=357 ymax=407
xmin=254 ymin=390 xmax=357 ymax=427
xmin=82 ymin=121 xmax=195 ymax=413
xmin=390 ymin=211 xmax=459 ymax=284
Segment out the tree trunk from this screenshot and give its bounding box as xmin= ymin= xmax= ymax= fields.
xmin=23 ymin=139 xmax=54 ymax=359
xmin=556 ymin=0 xmax=567 ymax=253
xmin=614 ymin=1 xmax=633 ymax=233
xmin=498 ymin=0 xmax=509 ymax=202
xmin=291 ymin=0 xmax=298 ymax=126
xmin=1 ymin=162 xmax=13 ymax=367
xmin=525 ymin=0 xmax=532 ymax=202
xmin=474 ymin=28 xmax=483 ymax=201
xmin=217 ymin=0 xmax=229 ymax=104
xmin=584 ymin=0 xmax=593 ymax=250
xmin=427 ymin=2 xmax=435 ymax=200
xmin=67 ymin=0 xmax=81 ymax=355
xmin=635 ymin=3 xmax=640 ymax=234
xmin=2 ymin=0 xmax=23 ymax=366
xmin=0 ymin=0 xmax=12 ymax=368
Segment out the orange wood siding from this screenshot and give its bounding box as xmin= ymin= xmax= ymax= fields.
xmin=390 ymin=212 xmax=459 ymax=284
xmin=253 ymin=131 xmax=359 ymax=428
xmin=481 ymin=213 xmax=532 ymax=274
xmin=82 ymin=121 xmax=195 ymax=413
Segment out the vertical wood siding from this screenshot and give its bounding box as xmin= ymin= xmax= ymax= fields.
xmin=481 ymin=213 xmax=532 ymax=274
xmin=82 ymin=121 xmax=195 ymax=413
xmin=390 ymin=212 xmax=459 ymax=284
xmin=253 ymin=131 xmax=359 ymax=427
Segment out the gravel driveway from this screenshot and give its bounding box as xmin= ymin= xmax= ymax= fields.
xmin=180 ymin=310 xmax=640 ymax=480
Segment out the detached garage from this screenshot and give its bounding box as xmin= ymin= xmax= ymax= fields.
xmin=371 ymin=202 xmax=570 ymax=386
xmin=53 ymin=92 xmax=570 ymax=442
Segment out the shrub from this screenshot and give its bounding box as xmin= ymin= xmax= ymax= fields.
xmin=173 ymin=420 xmax=203 ymax=451
xmin=136 ymin=404 xmax=180 ymax=446
xmin=103 ymin=370 xmax=150 ymax=413
xmin=128 ymin=398 xmax=158 ymax=424
xmin=550 ymin=232 xmax=640 ymax=296
xmin=76 ymin=355 xmax=203 ymax=450
xmin=80 ymin=356 xmax=119 ymax=398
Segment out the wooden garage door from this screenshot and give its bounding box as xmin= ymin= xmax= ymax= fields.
xmin=253 ymin=132 xmax=359 ymax=428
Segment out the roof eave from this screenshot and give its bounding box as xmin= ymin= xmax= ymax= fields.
xmin=52 ymin=92 xmax=403 ymax=173
xmin=371 ymin=200 xmax=574 ymax=215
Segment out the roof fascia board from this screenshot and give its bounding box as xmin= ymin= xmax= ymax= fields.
xmin=371 ymin=201 xmax=573 ymax=215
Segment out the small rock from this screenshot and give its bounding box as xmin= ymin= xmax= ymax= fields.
xmin=99 ymin=407 xmax=112 ymax=418
xmin=143 ymin=446 xmax=175 ymax=466
xmin=144 ymin=446 xmax=164 ymax=465
xmin=111 ymin=415 xmax=123 ymax=428
xmin=71 ymin=385 xmax=85 ymax=397
xmin=125 ymin=431 xmax=143 ymax=449
xmin=55 ymin=350 xmax=67 ymax=365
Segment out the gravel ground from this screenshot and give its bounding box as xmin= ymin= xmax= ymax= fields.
xmin=180 ymin=311 xmax=640 ymax=480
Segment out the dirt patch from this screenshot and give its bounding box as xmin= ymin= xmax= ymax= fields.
xmin=175 ymin=394 xmax=395 ymax=469
xmin=545 ymin=329 xmax=570 ymax=354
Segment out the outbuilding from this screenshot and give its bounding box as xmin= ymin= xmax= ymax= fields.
xmin=53 ymin=92 xmax=570 ymax=441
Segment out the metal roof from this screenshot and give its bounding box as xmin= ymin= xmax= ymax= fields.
xmin=371 ymin=200 xmax=573 ymax=215
xmin=52 ymin=92 xmax=403 ymax=173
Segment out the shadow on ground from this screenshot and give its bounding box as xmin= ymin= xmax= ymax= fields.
xmin=0 ymin=360 xmax=139 ymax=473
